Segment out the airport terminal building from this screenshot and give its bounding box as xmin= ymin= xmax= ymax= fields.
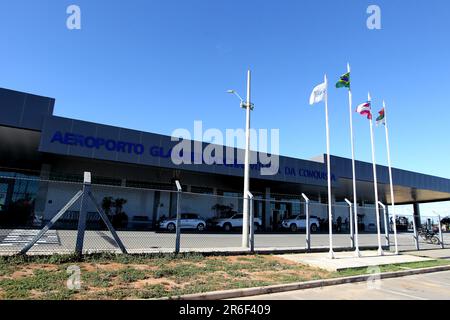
xmin=1 ymin=87 xmax=450 ymax=231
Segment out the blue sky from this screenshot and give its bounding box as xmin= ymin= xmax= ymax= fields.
xmin=1 ymin=0 xmax=449 ymax=215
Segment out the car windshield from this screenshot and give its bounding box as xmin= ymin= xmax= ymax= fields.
xmin=233 ymin=214 xmax=243 ymax=219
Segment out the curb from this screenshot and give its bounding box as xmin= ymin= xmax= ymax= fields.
xmin=163 ymin=264 xmax=450 ymax=300
xmin=1 ymin=245 xmax=387 ymax=257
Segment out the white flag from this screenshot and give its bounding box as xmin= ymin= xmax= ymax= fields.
xmin=309 ymin=81 xmax=327 ymax=105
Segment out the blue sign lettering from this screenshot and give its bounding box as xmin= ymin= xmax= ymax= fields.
xmin=50 ymin=131 xmax=145 ymax=155
xmin=49 ymin=131 xmax=335 ymax=182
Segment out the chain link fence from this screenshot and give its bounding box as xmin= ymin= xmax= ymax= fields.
xmin=0 ymin=171 xmax=448 ymax=255
xmin=416 ymin=214 xmax=445 ymax=250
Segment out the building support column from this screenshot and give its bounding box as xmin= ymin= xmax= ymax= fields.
xmin=386 ymin=205 xmax=391 ymax=232
xmin=34 ymin=164 xmax=51 ymax=226
xmin=413 ymin=202 xmax=421 ymax=229
xmin=264 ymin=187 xmax=271 ymax=231
xmin=152 ymin=191 xmax=161 ymax=229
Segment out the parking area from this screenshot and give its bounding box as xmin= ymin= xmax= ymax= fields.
xmin=0 ymin=229 xmax=448 ymax=255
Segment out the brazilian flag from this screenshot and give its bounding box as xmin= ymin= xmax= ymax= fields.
xmin=336 ymin=72 xmax=350 ymax=89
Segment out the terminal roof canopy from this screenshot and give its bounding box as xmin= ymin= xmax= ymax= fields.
xmin=0 ymin=87 xmax=450 ymax=205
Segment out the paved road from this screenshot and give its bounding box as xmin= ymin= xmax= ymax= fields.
xmin=234 ymin=270 xmax=450 ymax=300
xmin=0 ymin=229 xmax=448 ymax=254
xmin=0 ymin=230 xmax=59 ymax=247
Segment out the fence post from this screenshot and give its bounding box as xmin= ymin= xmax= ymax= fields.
xmin=19 ymin=190 xmax=83 ymax=255
xmin=302 ymin=194 xmax=310 ymax=251
xmin=378 ymin=201 xmax=390 ymax=249
xmin=174 ymin=180 xmax=182 ymax=254
xmin=438 ymin=215 xmax=445 ymax=249
xmin=344 ymin=199 xmax=354 ymax=249
xmin=75 ymin=172 xmax=91 ymax=255
xmin=248 ymin=191 xmax=254 ymax=252
xmin=411 ymin=214 xmax=420 ymax=251
xmin=87 ymin=192 xmax=127 ymax=254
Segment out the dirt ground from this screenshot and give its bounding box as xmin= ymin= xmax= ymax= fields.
xmin=0 ymin=254 xmax=332 ymax=300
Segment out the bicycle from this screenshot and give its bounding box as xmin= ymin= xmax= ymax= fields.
xmin=417 ymin=228 xmax=441 ymax=245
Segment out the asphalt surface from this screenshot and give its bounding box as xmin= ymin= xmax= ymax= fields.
xmin=234 ymin=270 xmax=450 ymax=300
xmin=0 ymin=229 xmax=448 ymax=254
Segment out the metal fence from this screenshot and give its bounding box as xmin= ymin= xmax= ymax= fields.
xmin=0 ymin=171 xmax=448 ymax=255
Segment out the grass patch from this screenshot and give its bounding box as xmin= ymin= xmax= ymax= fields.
xmin=135 ymin=284 xmax=169 ymax=299
xmin=117 ymin=268 xmax=147 ymax=283
xmin=83 ymin=270 xmax=117 ymax=288
xmin=1 ymin=253 xmax=449 ymax=300
xmin=0 ymin=268 xmax=68 ymax=299
xmin=335 ymin=259 xmax=450 ymax=277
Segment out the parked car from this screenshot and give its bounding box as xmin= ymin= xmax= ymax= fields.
xmin=209 ymin=214 xmax=262 ymax=232
xmin=280 ymin=215 xmax=320 ymax=233
xmin=159 ymin=213 xmax=206 ymax=232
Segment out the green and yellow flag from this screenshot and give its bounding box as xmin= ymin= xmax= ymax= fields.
xmin=336 ymin=72 xmax=350 ymax=89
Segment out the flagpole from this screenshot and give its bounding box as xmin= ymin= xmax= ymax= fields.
xmin=383 ymin=100 xmax=399 ymax=254
xmin=347 ymin=63 xmax=360 ymax=257
xmin=325 ymin=75 xmax=334 ymax=259
xmin=368 ymin=92 xmax=383 ymax=256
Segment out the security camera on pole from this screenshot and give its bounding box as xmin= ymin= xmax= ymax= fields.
xmin=227 ymin=70 xmax=254 ymax=248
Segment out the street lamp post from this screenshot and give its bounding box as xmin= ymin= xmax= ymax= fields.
xmin=227 ymin=70 xmax=254 ymax=248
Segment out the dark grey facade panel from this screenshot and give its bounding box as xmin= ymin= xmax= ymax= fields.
xmin=3 ymin=87 xmax=450 ymax=197
xmin=38 ymin=115 xmax=450 ymax=194
xmin=331 ymin=155 xmax=450 ymax=193
xmin=38 ymin=116 xmax=338 ymax=187
xmin=0 ymin=88 xmax=54 ymax=131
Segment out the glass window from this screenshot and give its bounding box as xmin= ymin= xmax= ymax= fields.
xmin=190 ymin=186 xmax=214 ymax=194
xmin=126 ymin=180 xmax=173 ymax=191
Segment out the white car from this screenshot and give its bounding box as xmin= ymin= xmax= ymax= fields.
xmin=210 ymin=214 xmax=262 ymax=232
xmin=280 ymin=215 xmax=320 ymax=233
xmin=159 ymin=213 xmax=206 ymax=232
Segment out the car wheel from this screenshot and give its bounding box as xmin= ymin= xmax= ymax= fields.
xmin=290 ymin=224 xmax=298 ymax=232
xmin=197 ymin=223 xmax=205 ymax=232
xmin=167 ymin=223 xmax=176 ymax=232
xmin=310 ymin=224 xmax=318 ymax=233
xmin=223 ymin=223 xmax=232 ymax=232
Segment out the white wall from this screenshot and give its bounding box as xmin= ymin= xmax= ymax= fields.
xmin=44 ymin=182 xmax=81 ymax=220
xmin=180 ymin=193 xmax=240 ymax=219
xmin=42 ymin=183 xmax=387 ymax=230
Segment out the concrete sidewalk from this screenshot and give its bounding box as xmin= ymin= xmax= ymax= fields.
xmin=233 ymin=270 xmax=450 ymax=300
xmin=402 ymin=248 xmax=450 ymax=260
xmin=276 ymin=250 xmax=432 ymax=271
